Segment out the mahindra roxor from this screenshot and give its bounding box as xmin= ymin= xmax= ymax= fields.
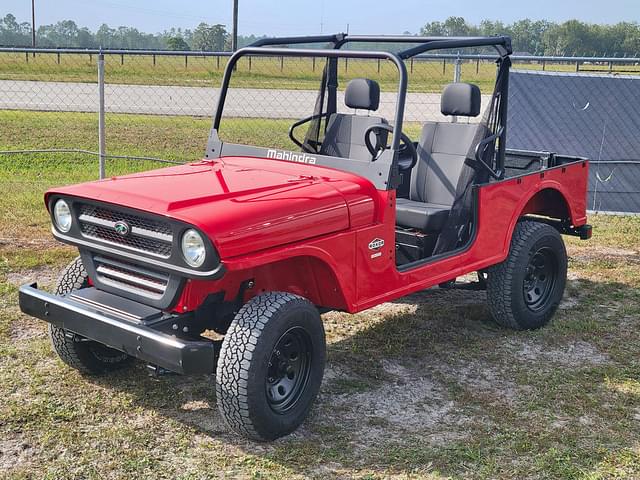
xmin=19 ymin=34 xmax=591 ymax=441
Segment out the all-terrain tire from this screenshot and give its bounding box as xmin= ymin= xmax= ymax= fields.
xmin=49 ymin=256 xmax=133 ymax=374
xmin=487 ymin=221 xmax=567 ymax=330
xmin=216 ymin=292 xmax=326 ymax=441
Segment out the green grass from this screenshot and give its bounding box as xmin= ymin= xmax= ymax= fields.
xmin=3 ymin=52 xmax=632 ymax=93
xmin=1 ymin=109 xmax=640 ymax=478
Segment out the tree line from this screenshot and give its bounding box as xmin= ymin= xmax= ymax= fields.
xmin=0 ymin=14 xmax=263 ymax=51
xmin=421 ymin=17 xmax=640 ymax=57
xmin=2 ymin=12 xmax=640 ymax=57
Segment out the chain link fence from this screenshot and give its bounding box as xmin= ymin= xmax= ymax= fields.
xmin=1 ymin=47 xmax=639 ymax=240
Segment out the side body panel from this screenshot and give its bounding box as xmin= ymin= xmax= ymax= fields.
xmin=175 ymin=160 xmax=589 ymax=313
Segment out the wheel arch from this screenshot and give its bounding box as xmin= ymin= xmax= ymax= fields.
xmin=233 ymin=252 xmax=351 ymax=311
xmin=499 ymin=184 xmax=576 ymax=260
xmin=519 ymin=187 xmax=572 ymax=222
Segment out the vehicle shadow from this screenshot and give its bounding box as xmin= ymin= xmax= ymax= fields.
xmin=89 ymin=277 xmax=639 ymax=476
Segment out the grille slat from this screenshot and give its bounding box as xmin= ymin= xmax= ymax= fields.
xmin=77 ymin=204 xmax=173 ymax=258
xmin=93 ymin=256 xmax=169 ymax=300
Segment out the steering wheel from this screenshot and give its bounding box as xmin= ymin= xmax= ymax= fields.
xmin=364 ymin=124 xmax=417 ymax=170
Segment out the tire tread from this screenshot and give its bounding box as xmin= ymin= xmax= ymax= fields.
xmin=216 ymin=292 xmax=317 ymax=440
xmin=487 ymin=221 xmax=566 ymax=330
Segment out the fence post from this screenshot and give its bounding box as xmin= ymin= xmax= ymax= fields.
xmin=153 ymin=54 xmax=156 ymax=66
xmin=120 ymin=54 xmax=124 ymax=65
xmin=98 ymin=52 xmax=106 ymax=180
xmin=609 ymin=61 xmax=613 ymax=73
xmin=25 ymin=51 xmax=28 ymax=63
xmin=377 ymin=58 xmax=381 ymax=73
xmin=217 ymin=55 xmax=220 ymax=70
xmin=57 ymin=52 xmax=60 ymax=64
xmin=452 ymin=53 xmax=462 ymax=124
xmin=280 ymin=56 xmax=284 ymax=72
xmin=410 ymin=58 xmax=414 ymax=73
xmin=248 ymin=56 xmax=252 ymax=71
xmin=575 ymin=61 xmax=580 ymax=72
xmin=184 ymin=55 xmax=188 ymax=68
xmin=442 ymin=59 xmax=446 ymax=75
xmin=312 ymin=57 xmax=315 ymax=72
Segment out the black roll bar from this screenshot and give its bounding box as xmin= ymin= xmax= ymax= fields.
xmin=248 ymin=33 xmax=512 ymax=59
xmin=249 ymin=34 xmax=345 ymax=48
xmin=213 ymin=47 xmax=409 ymax=153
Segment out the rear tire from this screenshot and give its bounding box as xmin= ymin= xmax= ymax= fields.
xmin=49 ymin=257 xmax=133 ymax=374
xmin=487 ymin=221 xmax=567 ymax=330
xmin=216 ymin=292 xmax=326 ymax=441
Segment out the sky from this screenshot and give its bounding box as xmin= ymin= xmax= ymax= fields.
xmin=4 ymin=0 xmax=640 ymax=36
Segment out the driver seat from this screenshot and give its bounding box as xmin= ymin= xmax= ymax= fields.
xmin=396 ymin=83 xmax=483 ymax=233
xmin=320 ymin=78 xmax=388 ymax=160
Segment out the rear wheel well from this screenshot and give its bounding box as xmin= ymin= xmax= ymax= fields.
xmin=520 ymin=188 xmax=571 ymax=223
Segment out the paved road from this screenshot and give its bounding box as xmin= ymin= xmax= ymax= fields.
xmin=0 ymin=79 xmax=489 ymax=123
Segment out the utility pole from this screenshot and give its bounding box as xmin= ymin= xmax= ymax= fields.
xmin=31 ymin=0 xmax=36 ymax=48
xmin=231 ymin=0 xmax=238 ymax=51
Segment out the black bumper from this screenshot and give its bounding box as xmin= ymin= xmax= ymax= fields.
xmin=19 ymin=284 xmax=216 ymax=375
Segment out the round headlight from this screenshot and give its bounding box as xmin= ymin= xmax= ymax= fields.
xmin=181 ymin=229 xmax=206 ymax=267
xmin=53 ymin=199 xmax=72 ymax=233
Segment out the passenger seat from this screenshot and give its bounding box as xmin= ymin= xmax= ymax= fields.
xmin=396 ymin=83 xmax=483 ymax=232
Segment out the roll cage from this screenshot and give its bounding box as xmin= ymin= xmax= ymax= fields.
xmin=206 ymin=34 xmax=513 ymax=190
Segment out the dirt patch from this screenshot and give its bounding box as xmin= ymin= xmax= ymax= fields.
xmin=322 ymin=360 xmax=471 ymax=448
xmin=560 ymin=280 xmax=582 ymax=310
xmin=6 ymin=266 xmax=59 ymax=291
xmin=10 ymin=317 xmax=46 ymax=341
xmin=0 ymin=437 xmax=36 ymax=471
xmin=571 ymin=246 xmax=640 ymax=264
xmin=505 ymin=339 xmax=610 ymax=368
xmin=0 ymin=237 xmax=59 ymax=250
xmin=435 ymin=361 xmax=523 ymax=405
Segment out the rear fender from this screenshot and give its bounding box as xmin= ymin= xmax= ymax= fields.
xmin=505 ymin=180 xmax=587 ymax=256
xmin=496 ymin=162 xmax=589 ymax=264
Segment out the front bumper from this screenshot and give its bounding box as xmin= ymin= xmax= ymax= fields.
xmin=19 ymin=284 xmax=216 ymax=375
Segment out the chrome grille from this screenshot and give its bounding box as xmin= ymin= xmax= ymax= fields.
xmin=93 ymin=256 xmax=169 ymax=300
xmin=77 ymin=203 xmax=173 ymax=258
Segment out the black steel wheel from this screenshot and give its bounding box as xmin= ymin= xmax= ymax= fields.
xmin=487 ymin=221 xmax=567 ymax=330
xmin=216 ymin=292 xmax=326 ymax=441
xmin=523 ymin=247 xmax=558 ymax=312
xmin=265 ymin=327 xmax=313 ymax=414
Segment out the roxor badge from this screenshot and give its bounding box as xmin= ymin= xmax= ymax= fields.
xmin=114 ymin=221 xmax=130 ymax=237
xmin=368 ymin=238 xmax=385 ymax=250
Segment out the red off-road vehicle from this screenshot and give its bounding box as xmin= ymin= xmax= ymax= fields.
xmin=20 ymin=34 xmax=591 ymax=441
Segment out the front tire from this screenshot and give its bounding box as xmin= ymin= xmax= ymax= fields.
xmin=487 ymin=221 xmax=567 ymax=330
xmin=49 ymin=257 xmax=133 ymax=374
xmin=216 ymin=292 xmax=326 ymax=441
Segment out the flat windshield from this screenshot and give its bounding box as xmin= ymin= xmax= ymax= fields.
xmin=215 ymin=50 xmax=403 ymax=152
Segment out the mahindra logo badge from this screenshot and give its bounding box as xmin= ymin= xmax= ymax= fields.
xmin=114 ymin=221 xmax=130 ymax=237
xmin=267 ymin=149 xmax=317 ymax=165
xmin=368 ymin=238 xmax=385 ymax=250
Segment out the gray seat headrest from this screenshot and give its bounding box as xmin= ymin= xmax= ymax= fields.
xmin=441 ymin=83 xmax=481 ymax=117
xmin=345 ymin=78 xmax=380 ymax=111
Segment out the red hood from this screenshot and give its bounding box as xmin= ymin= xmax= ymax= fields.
xmin=47 ymin=156 xmax=379 ymax=258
